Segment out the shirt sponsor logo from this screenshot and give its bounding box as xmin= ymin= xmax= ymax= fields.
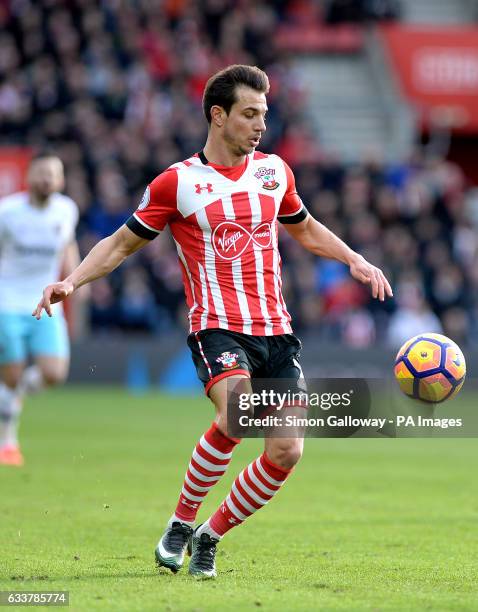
xmin=212 ymin=221 xmax=272 ymax=261
xmin=216 ymin=351 xmax=240 ymax=370
xmin=13 ymin=243 xmax=56 ymax=257
xmin=254 ymin=167 xmax=279 ymax=190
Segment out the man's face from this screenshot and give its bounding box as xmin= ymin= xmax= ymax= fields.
xmin=221 ymin=86 xmax=267 ymax=157
xmin=28 ymin=157 xmax=65 ymax=200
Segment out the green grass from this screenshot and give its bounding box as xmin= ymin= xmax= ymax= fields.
xmin=1 ymin=387 xmax=477 ymax=611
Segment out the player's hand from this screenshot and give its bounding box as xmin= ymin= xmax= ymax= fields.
xmin=32 ymin=280 xmax=75 ymax=319
xmin=348 ymin=254 xmax=393 ymax=301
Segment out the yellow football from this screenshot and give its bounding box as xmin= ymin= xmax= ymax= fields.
xmin=394 ymin=333 xmax=466 ymax=403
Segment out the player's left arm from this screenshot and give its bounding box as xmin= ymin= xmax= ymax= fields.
xmin=282 ymin=213 xmax=393 ymax=301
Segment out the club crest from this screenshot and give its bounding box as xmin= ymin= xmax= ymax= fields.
xmin=216 ymin=351 xmax=240 ymax=370
xmin=254 ymin=167 xmax=279 ymax=190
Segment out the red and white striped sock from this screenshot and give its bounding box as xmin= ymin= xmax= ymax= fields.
xmin=198 ymin=452 xmax=292 ymax=538
xmin=172 ymin=422 xmax=239 ymax=524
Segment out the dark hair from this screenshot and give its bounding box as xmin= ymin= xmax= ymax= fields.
xmin=202 ymin=65 xmax=269 ymax=124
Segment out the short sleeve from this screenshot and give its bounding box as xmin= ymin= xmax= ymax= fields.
xmin=0 ymin=197 xmax=10 ymax=242
xmin=65 ymin=197 xmax=79 ymax=242
xmin=278 ymin=161 xmax=308 ymax=224
xmin=126 ymin=168 xmax=178 ymax=240
xmin=0 ymin=203 xmax=5 ymax=240
xmin=72 ymin=201 xmax=79 ymax=229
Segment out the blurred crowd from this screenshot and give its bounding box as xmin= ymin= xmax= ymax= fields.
xmin=324 ymin=0 xmax=401 ymax=23
xmin=284 ymin=150 xmax=478 ymax=349
xmin=1 ymin=0 xmax=477 ymax=348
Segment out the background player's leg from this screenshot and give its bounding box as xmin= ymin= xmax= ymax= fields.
xmin=1 ymin=363 xmax=25 ymax=389
xmin=0 ymin=313 xmax=28 ymax=465
xmin=0 ymin=314 xmax=70 ymax=466
xmin=15 ymin=357 xmax=69 ymax=397
xmin=25 ymin=312 xmax=70 ymax=394
xmin=28 ymin=355 xmax=70 ymax=391
xmin=0 ymin=363 xmax=25 ymax=465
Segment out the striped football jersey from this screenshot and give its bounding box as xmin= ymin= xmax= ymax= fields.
xmin=126 ymin=151 xmax=308 ymax=336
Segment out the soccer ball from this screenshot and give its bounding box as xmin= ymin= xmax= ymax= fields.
xmin=394 ymin=333 xmax=466 ymax=403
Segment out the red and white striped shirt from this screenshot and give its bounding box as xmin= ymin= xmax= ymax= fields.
xmin=127 ymin=151 xmax=307 ymax=336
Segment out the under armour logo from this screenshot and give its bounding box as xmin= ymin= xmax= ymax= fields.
xmin=228 ymin=517 xmax=237 ymax=524
xmin=182 ymin=499 xmax=199 ymax=509
xmin=195 ymin=183 xmax=213 ymax=194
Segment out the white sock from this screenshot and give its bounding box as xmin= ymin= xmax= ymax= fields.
xmin=0 ymin=383 xmax=22 ymax=447
xmin=196 ymin=520 xmax=222 ymax=540
xmin=18 ymin=365 xmax=44 ymax=396
xmin=168 ymin=514 xmax=194 ymax=527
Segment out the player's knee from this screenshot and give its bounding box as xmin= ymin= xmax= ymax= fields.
xmin=42 ymin=370 xmax=67 ymax=386
xmin=268 ymin=440 xmax=303 ymax=469
xmin=214 ymin=411 xmax=229 ymax=435
xmin=282 ymin=443 xmax=303 ymax=468
xmin=210 ymin=374 xmax=250 ymax=434
xmin=3 ymin=374 xmax=22 ymax=389
xmin=1 ymin=369 xmax=23 ymax=389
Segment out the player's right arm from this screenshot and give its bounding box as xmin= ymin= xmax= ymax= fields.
xmin=32 ymin=225 xmax=150 ymax=318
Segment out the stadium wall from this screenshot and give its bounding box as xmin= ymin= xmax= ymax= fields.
xmin=68 ymin=336 xmax=478 ymax=388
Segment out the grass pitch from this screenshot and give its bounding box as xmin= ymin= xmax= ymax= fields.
xmin=1 ymin=387 xmax=477 ymax=611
